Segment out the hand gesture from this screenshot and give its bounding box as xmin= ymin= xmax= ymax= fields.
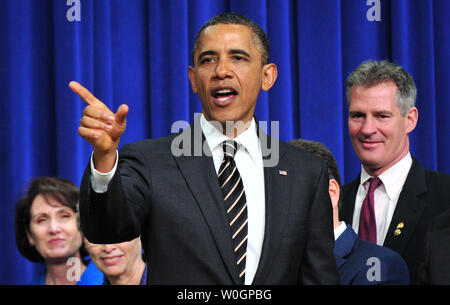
xmin=69 ymin=81 xmax=128 ymax=171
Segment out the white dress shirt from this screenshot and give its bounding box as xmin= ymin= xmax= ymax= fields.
xmin=90 ymin=114 xmax=265 ymax=285
xmin=200 ymin=114 xmax=265 ymax=285
xmin=334 ymin=221 xmax=347 ymax=241
xmin=351 ymin=152 xmax=413 ymax=245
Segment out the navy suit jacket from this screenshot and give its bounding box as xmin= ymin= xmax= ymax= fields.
xmin=335 ymin=225 xmax=410 ymax=285
xmin=79 ymin=122 xmax=340 ymax=284
xmin=341 ymin=157 xmax=450 ymax=283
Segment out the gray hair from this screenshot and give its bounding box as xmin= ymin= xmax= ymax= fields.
xmin=346 ymin=60 xmax=417 ymax=116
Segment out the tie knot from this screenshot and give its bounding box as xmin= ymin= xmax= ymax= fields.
xmin=222 ymin=140 xmax=238 ymax=158
xmin=367 ymin=177 xmax=382 ymax=193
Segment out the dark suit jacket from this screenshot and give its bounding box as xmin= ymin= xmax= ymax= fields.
xmin=335 ymin=224 xmax=409 ymax=285
xmin=80 ymin=124 xmax=340 ymax=284
xmin=419 ymin=208 xmax=450 ymax=284
xmin=340 ymin=157 xmax=450 ymax=284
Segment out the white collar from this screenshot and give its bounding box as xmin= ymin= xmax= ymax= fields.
xmin=200 ymin=114 xmax=261 ymax=163
xmin=360 ymin=152 xmax=413 ymax=200
xmin=334 ymin=221 xmax=347 ymax=240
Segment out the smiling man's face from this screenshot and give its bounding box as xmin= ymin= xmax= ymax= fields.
xmin=348 ymin=81 xmax=418 ymax=176
xmin=188 ymin=23 xmax=276 ymax=130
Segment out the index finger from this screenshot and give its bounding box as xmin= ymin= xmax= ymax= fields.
xmin=69 ymin=81 xmax=103 ymax=106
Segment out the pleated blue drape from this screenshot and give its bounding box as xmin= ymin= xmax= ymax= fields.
xmin=0 ymin=0 xmax=449 ymax=284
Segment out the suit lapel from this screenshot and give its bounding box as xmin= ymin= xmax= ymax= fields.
xmin=252 ymin=140 xmax=289 ymax=284
xmin=340 ymin=176 xmax=360 ymax=224
xmin=173 ymin=122 xmax=240 ymax=284
xmin=383 ymin=159 xmax=428 ymax=254
xmin=173 ymin=119 xmax=292 ymax=284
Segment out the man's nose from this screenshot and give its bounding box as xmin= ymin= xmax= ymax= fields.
xmin=213 ymin=58 xmax=232 ymax=79
xmin=360 ymin=117 xmax=377 ymax=135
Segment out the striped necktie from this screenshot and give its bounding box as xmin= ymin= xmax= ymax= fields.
xmin=218 ymin=140 xmax=248 ymax=283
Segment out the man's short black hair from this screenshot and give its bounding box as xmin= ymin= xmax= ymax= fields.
xmin=191 ymin=12 xmax=270 ymax=66
xmin=288 ymin=139 xmax=343 ymax=208
xmin=288 ymin=139 xmax=342 ymax=188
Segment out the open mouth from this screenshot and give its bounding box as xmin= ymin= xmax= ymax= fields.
xmin=212 ymin=88 xmax=238 ymax=106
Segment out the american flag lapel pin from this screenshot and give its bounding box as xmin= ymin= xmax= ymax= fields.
xmin=279 ymin=169 xmax=288 ymax=176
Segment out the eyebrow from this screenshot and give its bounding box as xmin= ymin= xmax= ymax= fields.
xmin=349 ymin=110 xmax=394 ymax=116
xmin=197 ymin=49 xmax=252 ymax=63
xmin=229 ymin=49 xmax=251 ymax=58
xmin=31 ymin=208 xmax=72 ymax=219
xmin=197 ymin=50 xmax=217 ymax=63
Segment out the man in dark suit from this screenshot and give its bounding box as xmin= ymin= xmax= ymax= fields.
xmin=70 ymin=13 xmax=339 ymax=284
xmin=419 ymin=208 xmax=450 ymax=284
xmin=289 ymin=139 xmax=409 ymax=285
xmin=340 ymin=60 xmax=450 ymax=284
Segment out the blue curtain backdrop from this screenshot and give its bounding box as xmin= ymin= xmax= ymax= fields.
xmin=0 ymin=0 xmax=449 ymax=284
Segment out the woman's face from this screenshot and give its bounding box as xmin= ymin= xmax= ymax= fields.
xmin=84 ymin=237 xmax=143 ymax=280
xmin=27 ymin=194 xmax=83 ymax=263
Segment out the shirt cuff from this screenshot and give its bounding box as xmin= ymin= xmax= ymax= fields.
xmin=90 ymin=150 xmax=118 ymax=193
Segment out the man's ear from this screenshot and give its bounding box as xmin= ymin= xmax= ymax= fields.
xmin=261 ymin=63 xmax=278 ymax=91
xmin=188 ymin=66 xmax=198 ymax=94
xmin=405 ymin=106 xmax=418 ymax=134
xmin=328 ymin=179 xmax=340 ymax=210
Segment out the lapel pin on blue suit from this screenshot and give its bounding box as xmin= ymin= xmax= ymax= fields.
xmin=278 ymin=169 xmax=287 ymax=176
xmin=394 ymin=222 xmax=404 ymax=236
